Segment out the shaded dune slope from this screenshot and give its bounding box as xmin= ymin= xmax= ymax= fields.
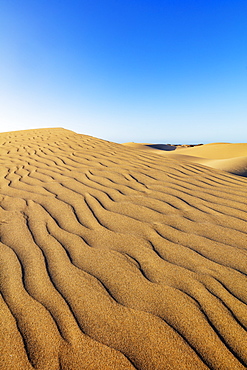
xmin=0 ymin=128 xmax=246 ymax=370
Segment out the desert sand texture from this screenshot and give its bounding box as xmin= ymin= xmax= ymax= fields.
xmin=122 ymin=142 xmax=247 ymax=177
xmin=0 ymin=128 xmax=247 ymax=370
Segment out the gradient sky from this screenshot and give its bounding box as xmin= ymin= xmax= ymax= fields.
xmin=0 ymin=0 xmax=246 ymax=143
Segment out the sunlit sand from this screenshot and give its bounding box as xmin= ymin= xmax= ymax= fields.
xmin=0 ymin=128 xmax=246 ymax=369
xmin=122 ymin=142 xmax=247 ymax=177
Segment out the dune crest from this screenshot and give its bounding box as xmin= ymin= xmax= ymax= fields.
xmin=0 ymin=128 xmax=247 ymax=370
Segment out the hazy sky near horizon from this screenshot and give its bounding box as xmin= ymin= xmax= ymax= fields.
xmin=0 ymin=0 xmax=246 ymax=144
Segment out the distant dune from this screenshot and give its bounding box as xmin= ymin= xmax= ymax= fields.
xmin=122 ymin=142 xmax=247 ymax=177
xmin=0 ymin=128 xmax=247 ymax=370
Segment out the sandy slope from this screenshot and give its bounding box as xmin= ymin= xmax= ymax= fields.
xmin=0 ymin=128 xmax=247 ymax=370
xmin=122 ymin=142 xmax=247 ymax=177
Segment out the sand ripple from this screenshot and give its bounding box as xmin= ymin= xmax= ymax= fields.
xmin=0 ymin=128 xmax=246 ymax=369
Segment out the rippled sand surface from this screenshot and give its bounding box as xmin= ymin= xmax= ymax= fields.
xmin=0 ymin=128 xmax=246 ymax=370
xmin=123 ymin=141 xmax=247 ymax=177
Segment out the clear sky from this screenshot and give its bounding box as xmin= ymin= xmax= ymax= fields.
xmin=0 ymin=0 xmax=246 ymax=144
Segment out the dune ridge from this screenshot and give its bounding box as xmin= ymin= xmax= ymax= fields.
xmin=0 ymin=128 xmax=246 ymax=370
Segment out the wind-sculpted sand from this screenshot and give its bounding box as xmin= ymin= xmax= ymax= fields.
xmin=0 ymin=128 xmax=246 ymax=370
xmin=123 ymin=142 xmax=247 ymax=177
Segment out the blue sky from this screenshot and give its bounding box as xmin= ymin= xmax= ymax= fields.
xmin=0 ymin=0 xmax=246 ymax=143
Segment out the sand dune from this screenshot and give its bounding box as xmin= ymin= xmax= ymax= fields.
xmin=0 ymin=128 xmax=247 ymax=370
xmin=123 ymin=142 xmax=247 ymax=177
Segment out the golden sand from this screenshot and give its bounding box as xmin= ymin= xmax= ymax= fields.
xmin=122 ymin=142 xmax=247 ymax=177
xmin=0 ymin=128 xmax=246 ymax=369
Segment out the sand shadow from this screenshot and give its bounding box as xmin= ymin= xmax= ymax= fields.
xmin=145 ymin=144 xmax=177 ymax=151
